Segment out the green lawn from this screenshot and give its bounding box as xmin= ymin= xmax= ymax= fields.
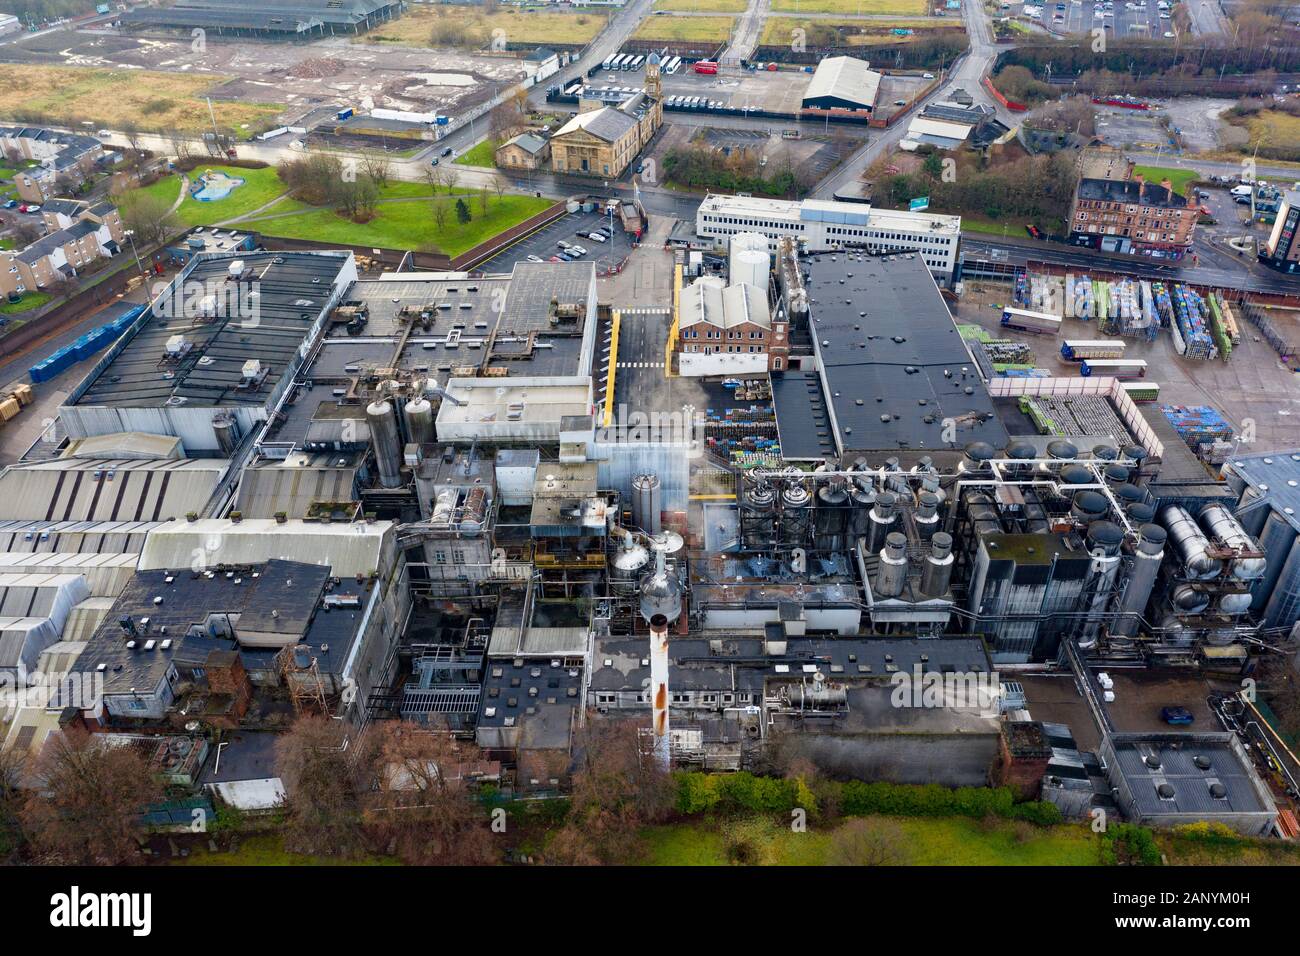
xmin=640 ymin=816 xmax=1101 ymax=865
xmin=246 ymin=193 xmax=553 ymax=256
xmin=124 ymin=165 xmax=288 ymax=227
xmin=1132 ymin=164 xmax=1199 ymax=197
xmin=0 ymin=291 xmax=54 ymax=314
xmin=454 ymin=139 xmax=499 ymax=169
xmin=653 ymin=0 xmax=749 ymax=11
xmin=770 ymin=0 xmax=927 ymax=12
xmin=632 ymin=15 xmax=735 ymax=41
xmin=175 ymin=834 xmax=399 ymax=866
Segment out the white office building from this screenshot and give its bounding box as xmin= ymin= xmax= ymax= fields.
xmin=695 ymin=194 xmax=962 ymax=286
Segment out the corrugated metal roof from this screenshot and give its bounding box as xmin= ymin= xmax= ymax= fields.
xmin=137 ymin=518 xmax=393 ymax=577
xmin=0 ymin=458 xmax=228 ymax=522
xmin=802 ymin=56 xmax=881 ymax=111
xmin=233 ymin=461 xmax=359 ymax=518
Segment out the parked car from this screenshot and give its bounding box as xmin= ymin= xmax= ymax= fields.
xmin=570 ymin=245 xmax=587 ymax=256
xmin=526 ymin=254 xmax=543 ymax=263
xmin=557 ymin=240 xmax=571 ymax=249
xmin=587 ymin=232 xmax=607 ymax=242
xmin=1 ymin=200 xmax=15 ymax=209
xmin=25 ymin=205 xmax=39 ymax=213
xmin=430 ymin=157 xmax=439 ymax=166
xmin=16 ymin=204 xmax=28 ymax=213
xmin=548 ymin=256 xmax=563 ymax=262
xmin=1026 ymin=223 xmax=1043 ymax=240
xmin=922 ymin=72 xmax=935 ymax=79
xmin=441 ymin=147 xmax=453 ymax=157
xmin=1161 ymin=706 xmax=1195 ymax=726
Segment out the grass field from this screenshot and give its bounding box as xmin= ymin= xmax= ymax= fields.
xmin=633 ymin=15 xmax=736 ymax=42
xmin=1132 ymin=165 xmax=1200 ymax=197
xmin=759 ymin=16 xmax=950 ymax=43
xmin=364 ymin=8 xmax=607 ymax=48
xmin=0 ymin=64 xmax=282 ymax=135
xmin=1233 ymin=110 xmax=1300 ymax=163
xmin=0 ymin=291 xmax=53 ymax=315
xmin=176 ymin=834 xmax=399 ymax=866
xmin=243 ymin=192 xmax=553 ymax=256
xmin=639 ymin=816 xmax=1101 ymax=866
xmin=454 ymin=139 xmax=500 ymax=168
xmin=770 ymin=0 xmax=927 ymax=13
xmin=652 ymin=0 xmax=749 ymax=11
xmin=125 ymin=165 xmax=288 ymax=227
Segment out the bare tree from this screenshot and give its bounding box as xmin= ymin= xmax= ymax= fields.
xmin=277 ymin=715 xmax=367 ymax=858
xmin=362 ymin=154 xmax=393 ymax=190
xmin=119 ymin=122 xmax=147 ymax=180
xmin=478 ymin=185 xmax=490 ymax=217
xmin=117 ymin=190 xmax=179 ymax=247
xmin=443 ymin=168 xmax=460 ymax=195
xmin=360 ymin=722 xmax=496 ymax=865
xmin=546 ymin=719 xmax=672 ymax=865
xmin=431 ymin=196 xmax=449 ymax=231
xmin=19 ymin=730 xmax=162 ymax=865
xmin=168 ymin=130 xmax=195 ymax=165
xmin=0 ymin=747 xmax=24 ymax=863
xmin=492 ymin=176 xmax=507 ymax=203
xmin=828 ymin=818 xmax=912 ymax=866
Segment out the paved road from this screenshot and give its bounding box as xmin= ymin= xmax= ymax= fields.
xmin=1182 ymin=0 xmax=1231 ymax=35
xmin=811 ymin=0 xmax=1008 ymax=200
xmin=723 ymin=0 xmax=771 ymax=64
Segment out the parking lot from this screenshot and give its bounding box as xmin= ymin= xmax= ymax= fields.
xmin=475 ymin=208 xmax=634 ymax=275
xmin=1016 ymin=0 xmax=1178 ymax=37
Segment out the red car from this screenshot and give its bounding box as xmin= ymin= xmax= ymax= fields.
xmin=1025 ymin=224 xmax=1043 ymax=240
xmin=548 ymin=256 xmax=563 ymax=263
xmin=16 ymin=204 xmax=29 ymax=213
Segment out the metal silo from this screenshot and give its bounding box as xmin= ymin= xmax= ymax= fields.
xmin=814 ymin=481 xmax=850 ymax=552
xmin=1112 ymin=524 xmax=1164 ymax=638
xmin=632 ymin=473 xmax=662 ymax=535
xmin=609 ymin=533 xmax=650 ymax=596
xmin=780 ymin=481 xmax=812 ymax=548
xmin=865 ymin=491 xmax=898 ymax=553
xmin=1199 ymin=504 xmax=1265 ymax=581
xmin=1161 ymin=505 xmax=1222 ymax=580
xmin=403 ymin=396 xmax=434 ymax=446
xmin=741 ymin=478 xmax=777 ymax=551
xmin=874 ymin=532 xmax=908 ymax=598
xmin=366 ymin=399 xmax=403 ymax=488
xmin=1252 ymin=509 xmax=1298 ymax=612
xmin=1263 ymin=534 xmax=1300 ymax=632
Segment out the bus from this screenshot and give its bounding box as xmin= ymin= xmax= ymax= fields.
xmin=1121 ymin=381 xmax=1160 ymax=402
xmin=628 ymin=55 xmax=643 ymax=71
xmin=1079 ymin=358 xmax=1148 ymax=379
xmin=1000 ymin=307 xmax=1062 ymax=335
xmin=602 ymin=54 xmax=615 ymax=70
xmin=665 ymin=56 xmax=681 ymax=74
xmin=609 ymin=54 xmax=626 ymax=71
xmin=694 ymin=60 xmax=719 ymax=75
xmin=1060 ymin=339 xmax=1126 ymax=361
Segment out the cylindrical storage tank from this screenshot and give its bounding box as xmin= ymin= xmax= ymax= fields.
xmin=1087 ymin=520 xmax=1124 ymax=556
xmin=1253 ymin=509 xmax=1298 ymax=612
xmin=866 ymin=491 xmax=898 ymax=553
xmin=1263 ymin=535 xmax=1300 ymax=632
xmin=1200 ymin=503 xmax=1265 ymax=580
xmin=632 ymin=473 xmax=662 ymax=535
xmin=959 ymin=442 xmax=996 ymax=476
xmin=1071 ymin=490 xmax=1108 ymax=523
xmin=780 ymin=482 xmax=812 ymax=546
xmin=1091 ymin=443 xmax=1118 ymax=462
xmin=1113 ymin=483 xmax=1145 ymax=507
xmin=1171 ymin=583 xmax=1211 ymax=614
xmin=366 ymin=399 xmax=403 ymax=488
xmin=742 ymin=480 xmax=777 ymax=551
xmin=814 ymin=482 xmax=850 ymax=552
xmin=459 ymin=486 xmax=488 ymax=535
xmin=609 ymin=535 xmax=650 ymax=596
xmin=921 ymin=532 xmax=954 ymax=597
xmin=1158 ymin=613 xmax=1194 ymax=646
xmin=650 ymin=530 xmax=685 ymax=562
xmin=1221 ymin=463 xmax=1246 ymax=497
xmin=1059 ymin=464 xmax=1093 ymax=487
xmin=212 ymin=415 xmax=239 ymax=457
xmin=1218 ymin=591 xmax=1252 ymax=615
xmin=874 ymin=532 xmax=908 ymax=598
xmin=431 ymin=489 xmax=456 ymax=524
xmin=729 ymin=232 xmax=770 ymax=291
xmin=1113 ymin=524 xmax=1165 ymax=638
xmin=1003 ymin=440 xmax=1037 ymax=479
xmin=403 ymin=396 xmax=434 ymax=446
xmin=1127 ymin=501 xmax=1156 ymax=524
xmin=1161 ymin=505 xmax=1222 ymax=579
xmin=1122 ymin=443 xmax=1150 ymax=484
xmin=849 ymin=479 xmax=875 ymax=537
xmin=1236 ymin=487 xmax=1268 ymax=538
xmin=1047 ymin=439 xmax=1079 ymax=464
xmin=914 ymin=491 xmax=940 ymax=542
xmin=1104 ymin=464 xmax=1130 ymax=485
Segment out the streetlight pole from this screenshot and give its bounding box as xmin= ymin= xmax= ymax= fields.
xmin=124 ymin=229 xmax=148 ymax=282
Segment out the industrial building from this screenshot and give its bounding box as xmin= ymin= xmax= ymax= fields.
xmin=3 ymin=232 xmax=1295 ymax=838
xmin=800 ymin=56 xmax=881 ymax=118
xmin=695 ymin=194 xmax=962 ymax=286
xmin=123 ymin=0 xmax=407 ymax=38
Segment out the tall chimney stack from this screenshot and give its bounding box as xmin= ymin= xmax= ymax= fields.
xmin=649 ymin=612 xmax=671 ymax=770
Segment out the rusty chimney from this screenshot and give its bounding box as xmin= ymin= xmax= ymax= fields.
xmin=1134 ymin=174 xmax=1145 ymax=201
xmin=649 ymin=612 xmax=671 ymax=770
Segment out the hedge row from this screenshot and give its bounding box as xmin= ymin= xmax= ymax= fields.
xmin=675 ymin=772 xmax=1062 ymax=826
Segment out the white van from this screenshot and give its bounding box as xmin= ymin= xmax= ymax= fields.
xmin=1230 ymin=184 xmax=1253 ymax=198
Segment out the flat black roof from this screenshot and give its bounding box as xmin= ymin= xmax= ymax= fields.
xmin=796 ymin=252 xmax=1007 ymax=456
xmin=74 ymin=252 xmax=350 ymax=409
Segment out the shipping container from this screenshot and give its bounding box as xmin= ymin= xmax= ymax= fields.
xmin=1060 ymin=339 xmax=1126 ymax=360
xmin=1079 ymin=358 xmax=1147 ymax=379
xmin=1121 ymin=381 xmax=1160 ymax=402
xmin=1000 ymin=307 xmax=1062 ymax=334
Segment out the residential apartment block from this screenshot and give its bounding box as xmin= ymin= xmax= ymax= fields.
xmin=1068 ymin=173 xmax=1198 ymax=258
xmin=1 ymin=199 xmax=125 ymax=298
xmin=0 ymin=126 xmax=103 ymax=203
